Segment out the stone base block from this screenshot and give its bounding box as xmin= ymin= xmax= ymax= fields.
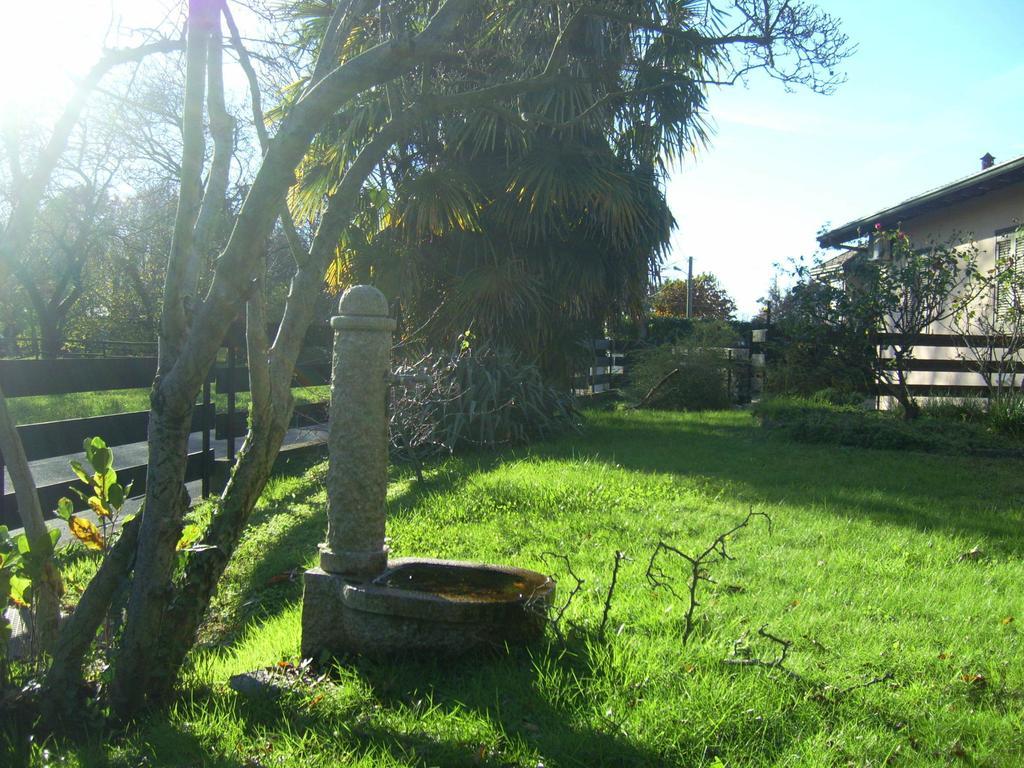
xmin=300 ymin=558 xmax=555 ymax=660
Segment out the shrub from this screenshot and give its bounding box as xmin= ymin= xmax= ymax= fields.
xmin=629 ymin=344 xmax=735 ymax=411
xmin=919 ymin=397 xmax=987 ymax=424
xmin=919 ymin=394 xmax=1024 ymax=440
xmin=763 ymin=275 xmax=874 ymax=398
xmin=985 ymin=394 xmax=1024 ymax=440
xmin=753 ymin=396 xmax=1024 ymax=456
xmin=390 ymin=344 xmax=578 ymax=470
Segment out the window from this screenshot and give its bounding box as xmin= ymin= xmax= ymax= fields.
xmin=994 ymin=227 xmax=1024 ymax=325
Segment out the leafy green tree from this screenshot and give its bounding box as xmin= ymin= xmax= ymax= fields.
xmin=0 ymin=0 xmax=851 ymax=721
xmin=651 ymin=273 xmax=737 ymax=320
xmin=865 ymin=228 xmax=979 ymax=419
xmin=765 ymin=274 xmax=875 ymax=397
xmin=768 ymin=228 xmax=978 ymax=417
xmin=290 ymin=0 xmax=850 ymax=382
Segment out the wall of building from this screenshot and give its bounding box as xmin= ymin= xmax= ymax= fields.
xmin=880 ymin=183 xmax=1024 ymax=391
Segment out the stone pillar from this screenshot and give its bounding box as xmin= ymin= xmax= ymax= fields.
xmin=319 ymin=285 xmax=396 ymax=577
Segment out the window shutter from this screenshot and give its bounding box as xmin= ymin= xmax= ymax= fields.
xmin=995 ymin=236 xmax=1012 ymax=323
xmin=995 ymin=230 xmax=1024 ymax=327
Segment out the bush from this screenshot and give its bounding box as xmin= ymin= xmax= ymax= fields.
xmin=753 ymin=396 xmax=1024 ymax=456
xmin=763 ymin=277 xmax=874 ymax=399
xmin=390 ymin=344 xmax=578 ymax=467
xmin=987 ymin=394 xmax=1024 ymax=439
xmin=644 ymin=316 xmax=694 ymax=345
xmin=920 ymin=393 xmax=1024 ymax=440
xmin=629 ymin=344 xmax=734 ymax=411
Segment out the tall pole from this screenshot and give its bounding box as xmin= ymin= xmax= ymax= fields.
xmin=686 ymin=256 xmax=693 ymax=319
xmin=321 ymin=285 xmax=396 ymax=577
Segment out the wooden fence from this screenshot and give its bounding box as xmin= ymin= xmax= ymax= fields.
xmin=0 ymin=327 xmax=332 ymax=528
xmin=573 ymin=339 xmax=630 ymax=395
xmin=875 ymin=332 xmax=1021 ymax=398
xmin=753 ymin=328 xmax=1019 ymax=401
xmin=573 ymin=337 xmax=760 ymax=404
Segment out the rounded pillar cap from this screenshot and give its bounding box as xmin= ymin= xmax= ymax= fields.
xmin=338 ymin=285 xmax=389 ymax=317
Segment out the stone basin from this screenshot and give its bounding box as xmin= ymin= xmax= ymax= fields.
xmin=301 ymin=558 xmax=555 ymax=658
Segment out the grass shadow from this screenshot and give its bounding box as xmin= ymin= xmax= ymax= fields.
xmin=533 ymin=410 xmax=1024 ymax=554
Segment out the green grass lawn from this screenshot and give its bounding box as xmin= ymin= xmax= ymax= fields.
xmin=7 ymin=386 xmax=331 ymax=425
xmin=16 ymin=409 xmax=1024 ymax=766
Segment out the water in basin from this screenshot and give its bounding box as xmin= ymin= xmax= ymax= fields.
xmin=372 ymin=562 xmax=543 ymax=603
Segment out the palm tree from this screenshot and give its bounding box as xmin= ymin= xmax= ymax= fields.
xmin=275 ymin=1 xmax=850 ymax=384
xmin=282 ymin=0 xmax=722 ymax=380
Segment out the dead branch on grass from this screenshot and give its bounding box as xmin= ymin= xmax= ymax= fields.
xmin=832 ymin=671 xmax=894 ymax=696
xmin=599 ymin=550 xmax=627 ymax=636
xmin=722 ymin=624 xmax=801 ymax=680
xmin=539 ymin=551 xmax=585 ymax=640
xmin=725 ymin=626 xmax=896 ymax=696
xmin=646 ymin=508 xmax=771 ymax=643
xmin=634 ymin=367 xmax=679 ymax=408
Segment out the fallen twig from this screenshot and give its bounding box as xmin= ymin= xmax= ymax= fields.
xmin=722 ymin=624 xmax=803 ymax=681
xmin=635 ymin=367 xmax=680 ymax=408
xmin=599 ymin=551 xmax=627 ymax=636
xmin=646 ymin=508 xmax=771 ymax=643
xmin=539 ymin=551 xmax=585 ymax=640
xmin=831 ymin=671 xmax=894 ymax=696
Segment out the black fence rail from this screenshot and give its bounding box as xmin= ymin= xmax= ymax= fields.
xmin=0 ymin=355 xmax=213 ymax=528
xmin=573 ymin=339 xmax=631 ymax=395
xmin=1 ymin=323 xmax=333 ymax=529
xmin=3 ymin=337 xmax=158 ymax=359
xmin=752 ymin=328 xmax=1019 ymax=401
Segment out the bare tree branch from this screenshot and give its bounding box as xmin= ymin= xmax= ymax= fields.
xmin=647 ymin=508 xmax=770 ymax=643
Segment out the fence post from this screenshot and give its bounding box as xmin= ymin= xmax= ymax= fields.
xmin=727 ymin=349 xmax=733 ymax=401
xmin=201 ymin=377 xmax=212 ymax=498
xmin=226 ymin=343 xmax=237 ymax=467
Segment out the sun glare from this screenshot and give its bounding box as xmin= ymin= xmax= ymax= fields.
xmin=0 ymin=4 xmax=99 ymax=113
xmin=0 ymin=1 xmax=175 ymax=116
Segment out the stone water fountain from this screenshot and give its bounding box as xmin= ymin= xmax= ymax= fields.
xmin=300 ymin=286 xmax=554 ymax=658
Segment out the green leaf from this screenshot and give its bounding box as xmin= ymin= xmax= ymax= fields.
xmin=16 ymin=534 xmax=31 ymax=555
xmin=70 ymin=460 xmax=90 ymax=485
xmin=10 ymin=574 xmax=32 ymax=606
xmin=91 ymin=447 xmax=113 ymax=473
xmin=108 ymin=482 xmax=125 ymax=509
xmin=49 ymin=528 xmax=61 ymax=549
xmin=56 ymin=497 xmax=74 ymax=521
xmin=177 ymin=524 xmax=202 ymax=551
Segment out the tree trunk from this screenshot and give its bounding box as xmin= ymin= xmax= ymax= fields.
xmin=107 ymin=0 xmax=476 ymax=716
xmin=108 ymin=390 xmax=197 ymax=715
xmin=0 ymin=383 xmax=63 ymax=652
xmin=41 ymin=516 xmax=140 ymax=723
xmin=147 ymin=392 xmax=292 ymax=705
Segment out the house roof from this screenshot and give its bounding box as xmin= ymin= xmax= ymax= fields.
xmin=809 ymin=248 xmax=862 ymax=278
xmin=817 ymin=153 xmax=1024 ymax=248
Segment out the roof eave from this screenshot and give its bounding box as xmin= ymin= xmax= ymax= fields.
xmin=817 ymin=155 xmax=1024 ymax=249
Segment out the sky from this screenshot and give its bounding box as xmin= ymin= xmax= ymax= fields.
xmin=664 ymin=0 xmax=1024 ymax=316
xmin=0 ymin=1 xmax=184 ymax=109
xmin=2 ymin=1 xmax=1024 ymax=318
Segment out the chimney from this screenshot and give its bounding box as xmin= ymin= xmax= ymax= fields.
xmin=981 ymin=152 xmax=995 ymax=170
